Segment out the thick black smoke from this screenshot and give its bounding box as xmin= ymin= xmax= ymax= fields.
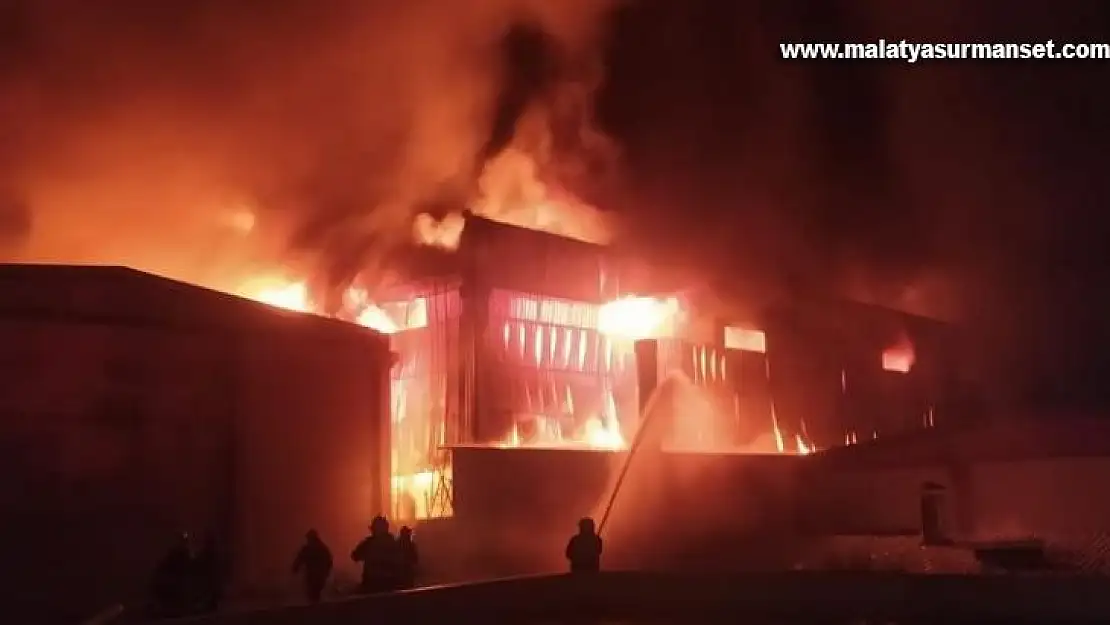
xmin=597 ymin=0 xmax=1110 ymax=409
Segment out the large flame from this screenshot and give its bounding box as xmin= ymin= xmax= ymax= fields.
xmin=597 ymin=295 xmax=681 ymax=340
xmin=240 ymin=278 xmax=407 ymax=335
xmin=239 ymin=280 xmax=813 ymax=521
xmin=413 ymin=148 xmax=612 ymax=251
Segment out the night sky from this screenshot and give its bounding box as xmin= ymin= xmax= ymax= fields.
xmin=1 ymin=0 xmax=1109 ymax=412
xmin=594 ymin=0 xmax=1110 ymax=412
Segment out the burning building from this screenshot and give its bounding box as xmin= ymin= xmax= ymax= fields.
xmin=240 ymin=211 xmax=964 ymax=544
xmin=0 ymin=210 xmax=971 ymax=608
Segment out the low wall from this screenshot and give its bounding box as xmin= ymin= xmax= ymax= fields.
xmin=449 ymin=447 xmax=804 ymax=572
xmin=447 ymin=441 xmax=1110 ymax=577
xmin=800 ymin=454 xmax=1110 ymax=541
xmin=195 ymin=572 xmax=1110 ymax=625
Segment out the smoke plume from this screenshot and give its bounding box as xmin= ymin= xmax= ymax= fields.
xmin=0 ymin=0 xmax=621 ymax=298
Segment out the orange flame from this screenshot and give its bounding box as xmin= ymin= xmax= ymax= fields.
xmin=412 ymin=148 xmax=612 ymax=251
xmin=239 ymin=278 xmax=408 ymax=335
xmin=882 ymin=336 xmax=915 ymax=373
xmin=246 ymin=279 xmax=311 ymax=313
xmin=243 ymin=282 xmax=812 ymax=464
xmin=597 ymin=296 xmax=680 ymax=340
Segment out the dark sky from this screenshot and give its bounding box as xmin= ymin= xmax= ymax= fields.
xmin=592 ymin=0 xmax=1110 ymax=411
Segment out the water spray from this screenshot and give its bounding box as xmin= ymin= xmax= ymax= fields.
xmin=596 ymin=371 xmax=688 ymax=536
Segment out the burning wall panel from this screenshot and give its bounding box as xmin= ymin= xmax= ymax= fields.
xmin=382 ymin=283 xmax=461 ymax=521
xmin=652 ymin=339 xmax=738 ymax=450
xmin=634 ymin=337 xmax=816 ymax=455
xmin=480 ymin=289 xmax=633 ymax=448
xmin=759 ymin=299 xmax=962 ymax=450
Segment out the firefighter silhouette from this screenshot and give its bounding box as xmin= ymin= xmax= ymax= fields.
xmin=397 ymin=526 xmax=419 ymax=589
xmin=351 ymin=516 xmax=401 ymax=593
xmin=565 ymin=517 xmax=603 ymax=573
xmin=150 ymin=533 xmax=195 ymax=617
xmin=292 ymin=529 xmax=334 ymax=603
xmin=194 ymin=532 xmax=227 ymax=613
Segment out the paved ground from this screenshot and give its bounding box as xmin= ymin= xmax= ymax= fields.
xmin=160 ymin=571 xmax=1110 ymax=625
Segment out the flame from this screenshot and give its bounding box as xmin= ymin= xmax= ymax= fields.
xmin=240 ymin=280 xmax=813 ymax=517
xmin=247 ymin=278 xmax=311 ymax=313
xmin=497 ymin=415 xmax=625 ymax=451
xmin=413 ymin=148 xmax=611 ymax=251
xmin=237 ymin=278 xmax=414 ymax=335
xmin=413 ymin=212 xmax=465 ymax=251
xmin=882 ymin=336 xmax=915 ymax=373
xmin=795 ymin=434 xmax=814 ymax=455
xmin=597 ymin=296 xmax=680 ymax=340
xmin=390 ymin=467 xmax=452 ymax=522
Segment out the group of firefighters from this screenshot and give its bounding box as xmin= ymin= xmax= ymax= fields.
xmin=150 ymin=515 xmax=602 ymax=615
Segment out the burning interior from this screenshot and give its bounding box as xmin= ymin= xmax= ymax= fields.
xmin=240 ymin=213 xmax=956 ymax=523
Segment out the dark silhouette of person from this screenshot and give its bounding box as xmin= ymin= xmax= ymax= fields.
xmin=150 ymin=533 xmax=195 ymax=617
xmin=351 ymin=515 xmax=401 ymax=593
xmin=194 ymin=533 xmax=228 ymax=613
xmin=397 ymin=526 xmax=418 ymax=589
xmin=292 ymin=529 xmax=334 ymax=603
xmin=565 ymin=517 xmax=602 ymax=573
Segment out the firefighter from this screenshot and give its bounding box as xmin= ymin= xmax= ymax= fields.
xmin=351 ymin=516 xmax=401 ymax=593
xmin=150 ymin=532 xmax=195 ymax=617
xmin=565 ymin=517 xmax=603 ymax=573
xmin=292 ymin=529 xmax=334 ymax=603
xmin=397 ymin=526 xmax=419 ymax=589
xmin=194 ymin=532 xmax=228 ymax=613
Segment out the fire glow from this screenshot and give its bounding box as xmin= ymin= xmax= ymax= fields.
xmin=882 ymin=337 xmax=916 ymax=373
xmin=597 ymin=295 xmax=681 ymax=340
xmin=412 ymin=147 xmax=614 ymax=251
xmin=242 ymin=278 xmax=421 ymax=336
xmin=236 ymin=270 xmax=814 ymax=521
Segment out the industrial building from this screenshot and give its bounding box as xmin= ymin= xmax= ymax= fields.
xmin=368 ymin=212 xmax=964 ymax=523
xmin=0 ymin=264 xmax=392 ymax=623
xmin=0 ymin=217 xmax=986 ymax=616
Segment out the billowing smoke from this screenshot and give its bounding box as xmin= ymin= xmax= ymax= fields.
xmin=0 ymin=0 xmax=621 ymax=301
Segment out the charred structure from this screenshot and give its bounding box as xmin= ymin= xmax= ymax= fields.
xmin=370 ymin=212 xmax=965 ymax=530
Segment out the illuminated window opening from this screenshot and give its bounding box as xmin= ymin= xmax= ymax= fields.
xmin=724 ymin=326 xmax=766 ymax=353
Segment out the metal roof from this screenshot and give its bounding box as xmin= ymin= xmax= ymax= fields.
xmin=0 ymin=263 xmax=390 ymax=350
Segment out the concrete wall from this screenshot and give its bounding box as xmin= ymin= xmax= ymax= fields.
xmin=971 ymin=457 xmax=1110 ymax=537
xmin=449 ymin=447 xmax=803 ymax=572
xmin=800 ymin=453 xmax=1110 ymax=540
xmin=799 ymin=465 xmax=953 ymax=535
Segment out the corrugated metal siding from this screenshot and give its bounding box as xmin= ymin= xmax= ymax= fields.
xmin=0 ymin=319 xmax=235 ymax=623
xmin=0 ymin=268 xmax=393 ymax=617
xmin=460 ymin=216 xmax=616 ymax=303
xmin=652 ymin=339 xmax=739 ymax=449
xmin=232 ymin=327 xmax=389 ymax=596
xmin=387 ymin=284 xmax=460 ymax=520
xmin=480 ymin=290 xmax=638 ymax=445
xmin=0 ymin=264 xmax=383 ymax=344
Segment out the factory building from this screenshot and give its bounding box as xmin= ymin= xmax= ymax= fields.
xmin=372 ymin=213 xmax=964 ymax=527
xmin=0 ymin=264 xmax=392 ymax=623
xmin=0 ymin=218 xmax=985 ymax=613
